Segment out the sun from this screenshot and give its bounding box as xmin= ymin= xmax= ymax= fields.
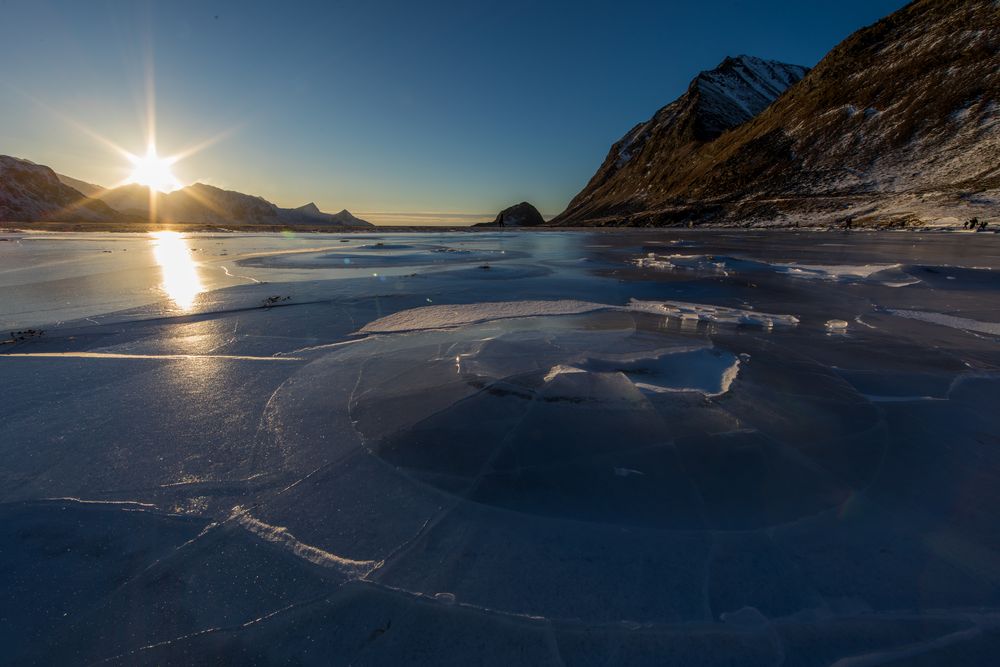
xmin=127 ymin=144 xmax=182 ymax=192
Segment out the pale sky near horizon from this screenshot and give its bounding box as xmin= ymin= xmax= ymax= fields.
xmin=0 ymin=0 xmax=908 ymax=225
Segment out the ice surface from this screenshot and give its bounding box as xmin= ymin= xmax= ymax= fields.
xmin=2 ymin=229 xmax=1000 ymax=664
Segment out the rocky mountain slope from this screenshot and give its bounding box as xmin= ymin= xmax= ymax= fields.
xmin=552 ymin=0 xmax=999 ymax=227
xmin=0 ymin=156 xmax=120 ymax=222
xmin=552 ymin=56 xmax=808 ymax=225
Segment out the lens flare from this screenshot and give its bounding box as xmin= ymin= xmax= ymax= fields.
xmin=128 ymin=144 xmax=181 ymax=192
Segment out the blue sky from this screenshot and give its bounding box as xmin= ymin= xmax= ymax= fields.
xmin=0 ymin=0 xmax=908 ymax=224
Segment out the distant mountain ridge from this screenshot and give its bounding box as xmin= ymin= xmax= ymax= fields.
xmin=92 ymin=180 xmax=373 ymax=227
xmin=552 ymin=0 xmax=999 ymax=227
xmin=0 ymin=155 xmax=372 ymax=227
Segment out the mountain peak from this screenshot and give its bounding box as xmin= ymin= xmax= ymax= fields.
xmin=692 ymin=56 xmax=809 ymax=140
xmin=295 ymin=202 xmax=322 ymax=215
xmin=554 ymin=54 xmax=806 ymax=223
xmin=552 ymin=0 xmax=999 ymax=227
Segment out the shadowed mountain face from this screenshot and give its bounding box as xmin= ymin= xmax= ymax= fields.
xmin=553 ymin=0 xmax=999 ymax=227
xmin=55 ymin=173 xmax=103 ymax=198
xmin=0 ymin=156 xmax=120 ymax=223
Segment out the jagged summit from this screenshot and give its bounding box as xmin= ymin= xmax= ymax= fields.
xmin=692 ymin=55 xmax=809 ymax=140
xmin=296 ymin=202 xmax=323 ymax=216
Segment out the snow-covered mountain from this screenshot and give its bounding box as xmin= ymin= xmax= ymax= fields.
xmin=553 ymin=0 xmax=999 ymax=227
xmin=0 ymin=156 xmax=120 ymax=223
xmin=687 ymin=56 xmax=809 ymax=141
xmin=552 ymin=56 xmax=808 ymax=225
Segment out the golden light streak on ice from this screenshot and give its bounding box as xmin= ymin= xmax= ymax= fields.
xmin=150 ymin=231 xmax=203 ymax=310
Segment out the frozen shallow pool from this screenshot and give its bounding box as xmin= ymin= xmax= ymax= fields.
xmin=2 ymin=229 xmax=1000 ymax=664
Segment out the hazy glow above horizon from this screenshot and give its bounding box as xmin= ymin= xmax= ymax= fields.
xmin=151 ymin=231 xmax=203 ymax=310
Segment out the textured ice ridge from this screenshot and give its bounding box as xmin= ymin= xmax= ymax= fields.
xmin=359 ymin=299 xmax=799 ymax=333
xmin=231 ymin=507 xmax=382 ymax=579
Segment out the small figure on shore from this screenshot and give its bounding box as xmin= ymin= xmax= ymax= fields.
xmin=967 ymin=217 xmax=978 ymax=230
xmin=498 ymin=212 xmax=505 ymax=228
xmin=843 ymin=216 xmax=853 ymax=231
xmin=980 ymin=220 xmax=988 ymax=231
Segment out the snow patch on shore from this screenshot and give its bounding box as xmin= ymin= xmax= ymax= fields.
xmin=634 ymin=252 xmax=919 ymax=286
xmin=887 ymin=309 xmax=1000 ymax=335
xmin=772 ymin=262 xmax=903 ymax=281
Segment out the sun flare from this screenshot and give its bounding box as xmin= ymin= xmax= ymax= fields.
xmin=128 ymin=145 xmax=182 ymax=192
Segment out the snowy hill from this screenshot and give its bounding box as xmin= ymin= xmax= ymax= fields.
xmin=552 ymin=0 xmax=1000 ymax=227
xmin=552 ymin=56 xmax=808 ymax=225
xmin=0 ymin=156 xmax=120 ymax=223
xmin=692 ymin=56 xmax=809 ymax=140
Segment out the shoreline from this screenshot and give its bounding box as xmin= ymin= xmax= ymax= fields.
xmin=1 ymin=221 xmax=994 ymax=235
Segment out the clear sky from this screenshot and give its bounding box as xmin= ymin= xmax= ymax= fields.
xmin=0 ymin=0 xmax=909 ymax=224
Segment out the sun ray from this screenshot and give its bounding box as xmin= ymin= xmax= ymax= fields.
xmin=15 ymin=32 xmax=243 ymax=226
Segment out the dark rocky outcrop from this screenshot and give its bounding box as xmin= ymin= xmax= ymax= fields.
xmin=478 ymin=201 xmax=545 ymax=227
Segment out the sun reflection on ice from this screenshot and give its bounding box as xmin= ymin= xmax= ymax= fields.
xmin=150 ymin=231 xmax=203 ymax=309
